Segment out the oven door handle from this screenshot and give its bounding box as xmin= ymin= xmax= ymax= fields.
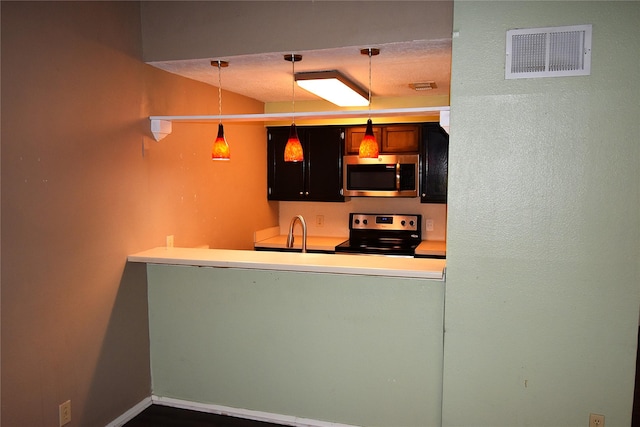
xmin=395 ymin=162 xmax=401 ymax=191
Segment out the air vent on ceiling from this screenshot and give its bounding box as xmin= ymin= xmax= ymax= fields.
xmin=505 ymin=24 xmax=592 ymax=79
xmin=409 ymin=82 xmax=437 ymax=91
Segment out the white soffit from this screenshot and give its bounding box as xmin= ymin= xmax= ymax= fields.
xmin=505 ymin=24 xmax=592 ymax=79
xmin=148 ymin=106 xmax=451 ymax=142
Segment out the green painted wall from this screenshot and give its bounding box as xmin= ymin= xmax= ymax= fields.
xmin=443 ymin=2 xmax=640 ymax=426
xmin=148 ymin=264 xmax=445 ymax=426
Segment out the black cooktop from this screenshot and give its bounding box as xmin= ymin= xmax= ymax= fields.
xmin=334 ymin=213 xmax=422 ymax=256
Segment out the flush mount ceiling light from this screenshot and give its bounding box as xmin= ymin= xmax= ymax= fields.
xmin=284 ymin=54 xmax=304 ymax=162
xmin=211 ymin=60 xmax=230 ymax=160
xmin=358 ymin=48 xmax=380 ymax=159
xmin=295 ymin=70 xmax=369 ymax=107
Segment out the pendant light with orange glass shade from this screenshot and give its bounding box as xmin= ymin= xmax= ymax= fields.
xmin=283 ymin=54 xmax=304 ymax=162
xmin=358 ymin=48 xmax=380 ymax=159
xmin=211 ymin=60 xmax=231 ymax=160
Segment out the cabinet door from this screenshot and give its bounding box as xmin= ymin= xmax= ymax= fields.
xmin=267 ymin=127 xmax=307 ymax=200
xmin=345 ymin=124 xmax=419 ymax=154
xmin=345 ymin=126 xmax=383 ymax=154
xmin=267 ymin=126 xmax=345 ymax=202
xmin=382 ymin=125 xmax=420 ymax=153
xmin=305 ymin=127 xmax=344 ymax=202
xmin=420 ymin=123 xmax=449 ymax=204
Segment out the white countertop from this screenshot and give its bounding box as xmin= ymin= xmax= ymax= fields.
xmin=254 ymin=235 xmax=347 ymax=252
xmin=254 ymin=231 xmax=446 ymax=258
xmin=415 ymin=240 xmax=446 ymax=257
xmin=128 ymin=247 xmax=446 ymax=280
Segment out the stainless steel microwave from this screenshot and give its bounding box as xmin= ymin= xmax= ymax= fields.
xmin=343 ymin=154 xmax=419 ymax=197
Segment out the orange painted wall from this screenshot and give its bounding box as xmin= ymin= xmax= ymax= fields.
xmin=1 ymin=2 xmax=276 ymax=426
xmin=142 ymin=63 xmax=278 ymax=250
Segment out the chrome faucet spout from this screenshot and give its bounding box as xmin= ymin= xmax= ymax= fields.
xmin=286 ymin=215 xmax=308 ymax=253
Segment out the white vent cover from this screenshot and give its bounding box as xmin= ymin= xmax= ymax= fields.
xmin=506 ymin=24 xmax=592 ymax=79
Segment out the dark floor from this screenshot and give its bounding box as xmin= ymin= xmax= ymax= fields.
xmin=124 ymin=405 xmax=285 ymax=427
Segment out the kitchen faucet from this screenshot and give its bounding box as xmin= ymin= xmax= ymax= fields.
xmin=286 ymin=215 xmax=308 ymax=253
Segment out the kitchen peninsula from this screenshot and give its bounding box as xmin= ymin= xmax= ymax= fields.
xmin=129 ymin=246 xmax=446 ymax=279
xmin=128 ymin=247 xmax=446 ymax=426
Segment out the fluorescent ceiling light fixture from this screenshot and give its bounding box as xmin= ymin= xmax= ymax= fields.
xmin=295 ymin=70 xmax=369 ymax=107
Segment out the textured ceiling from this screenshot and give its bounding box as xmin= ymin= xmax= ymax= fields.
xmin=147 ymin=40 xmax=452 ymax=104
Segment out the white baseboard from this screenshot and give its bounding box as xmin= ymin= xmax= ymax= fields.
xmin=151 ymin=395 xmax=362 ymax=427
xmin=105 ymin=396 xmax=152 ymax=427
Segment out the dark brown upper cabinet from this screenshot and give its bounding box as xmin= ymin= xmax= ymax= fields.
xmin=420 ymin=123 xmax=449 ymax=204
xmin=267 ymin=126 xmax=345 ymax=202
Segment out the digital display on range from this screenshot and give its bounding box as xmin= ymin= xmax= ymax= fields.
xmin=376 ymin=216 xmax=393 ymax=224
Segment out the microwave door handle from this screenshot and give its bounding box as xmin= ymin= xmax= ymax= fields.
xmin=395 ymin=162 xmax=401 ymax=191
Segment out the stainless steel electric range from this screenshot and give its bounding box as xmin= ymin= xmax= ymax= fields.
xmin=334 ymin=213 xmax=422 ymax=257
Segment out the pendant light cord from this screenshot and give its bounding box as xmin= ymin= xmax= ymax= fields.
xmin=291 ymin=55 xmax=296 ymax=124
xmin=217 ymin=60 xmax=223 ymax=124
xmin=367 ymin=48 xmax=372 ymax=118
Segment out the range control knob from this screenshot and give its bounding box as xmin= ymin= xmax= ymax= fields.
xmin=363 ymin=219 xmax=368 ymax=225
xmin=354 ymin=219 xmax=360 ymax=225
xmin=410 ymin=220 xmax=415 ymax=226
xmin=401 ymin=220 xmax=406 ymax=226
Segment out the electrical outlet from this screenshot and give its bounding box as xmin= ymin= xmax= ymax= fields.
xmin=166 ymin=235 xmax=174 ymax=248
xmin=59 ymin=400 xmax=71 ymax=426
xmin=316 ymin=215 xmax=324 ymax=227
xmin=589 ymin=413 xmax=604 ymax=427
xmin=426 ymin=219 xmax=434 ymax=232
